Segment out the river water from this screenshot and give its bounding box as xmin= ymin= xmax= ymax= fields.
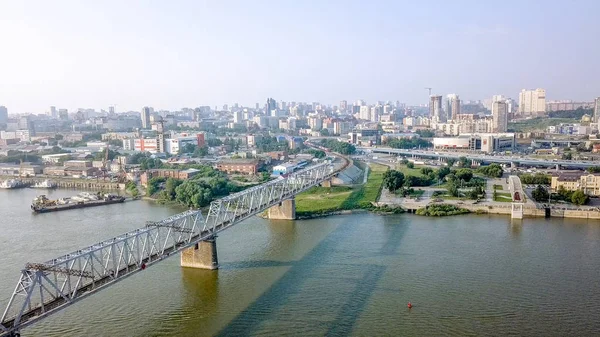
xmin=1 ymin=188 xmax=599 ymax=336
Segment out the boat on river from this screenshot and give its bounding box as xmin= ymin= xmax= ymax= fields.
xmin=31 ymin=179 xmax=57 ymax=189
xmin=31 ymin=192 xmax=126 ymax=213
xmin=0 ymin=179 xmax=26 ymax=189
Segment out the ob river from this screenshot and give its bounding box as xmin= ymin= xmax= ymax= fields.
xmin=1 ymin=188 xmax=599 ymax=336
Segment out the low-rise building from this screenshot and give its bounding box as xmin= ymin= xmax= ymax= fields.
xmin=0 ymin=163 xmax=43 ymax=176
xmin=41 ymin=153 xmax=72 ymax=164
xmin=551 ymin=171 xmax=600 ymax=196
xmin=139 ymin=168 xmax=201 ymax=186
xmin=216 ymin=160 xmax=259 ymax=175
xmin=63 ymin=160 xmax=92 ymax=168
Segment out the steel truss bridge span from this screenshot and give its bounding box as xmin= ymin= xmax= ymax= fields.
xmin=0 ymin=162 xmax=334 ymax=337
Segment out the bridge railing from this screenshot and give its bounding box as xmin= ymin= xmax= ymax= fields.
xmin=0 ymin=162 xmax=334 ymax=336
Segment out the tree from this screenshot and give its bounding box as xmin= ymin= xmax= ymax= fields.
xmin=455 ymin=168 xmax=473 ymax=182
xmin=420 ymin=167 xmax=433 ymax=176
xmin=206 ymin=138 xmax=223 ymax=147
xmin=108 ymin=139 xmax=123 ymax=147
xmin=415 ymin=129 xmax=435 ymax=137
xmin=383 ymin=170 xmax=405 ymax=192
xmin=571 ymin=190 xmax=589 ymax=205
xmin=467 ymin=186 xmax=483 ymax=200
xmin=458 ymin=156 xmax=470 ymax=168
xmin=400 ymin=158 xmax=409 ymax=165
xmin=477 ymin=164 xmax=504 ymax=178
xmin=587 ymin=166 xmax=600 ymax=173
xmin=446 ymin=158 xmax=456 ymax=167
xmin=320 ymin=129 xmax=330 ymax=136
xmin=406 ymin=162 xmax=415 ymax=169
xmin=181 ymin=143 xmax=197 ymax=154
xmin=447 ymin=181 xmax=460 ymax=197
xmin=319 ymin=139 xmax=356 ymax=155
xmin=531 ymin=185 xmax=550 ymax=202
xmin=437 ymin=167 xmax=451 ymax=180
xmin=562 ymin=152 xmax=572 ymax=160
xmin=193 ymin=146 xmax=209 ymax=157
xmin=165 ymin=178 xmax=183 ymax=200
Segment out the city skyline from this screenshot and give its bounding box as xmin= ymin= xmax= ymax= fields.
xmin=1 ymin=1 xmax=599 ymax=113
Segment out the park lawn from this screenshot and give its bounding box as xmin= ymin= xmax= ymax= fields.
xmin=295 ymin=186 xmax=354 ymax=213
xmin=395 ymin=164 xmax=424 ymax=177
xmin=295 ymin=163 xmax=387 ymax=215
xmin=494 ymin=192 xmax=513 ymax=202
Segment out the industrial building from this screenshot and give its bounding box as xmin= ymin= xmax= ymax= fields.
xmin=432 ymin=133 xmax=515 ymax=153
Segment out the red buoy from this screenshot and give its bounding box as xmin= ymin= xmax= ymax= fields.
xmin=141 ymin=263 xmax=146 ymax=270
xmin=407 ymin=302 xmax=412 ymax=309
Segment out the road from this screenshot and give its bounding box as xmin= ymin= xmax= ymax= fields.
xmin=361 ymin=147 xmax=600 ymax=169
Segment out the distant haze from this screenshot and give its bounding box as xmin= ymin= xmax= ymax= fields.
xmin=0 ymin=0 xmax=599 ymax=113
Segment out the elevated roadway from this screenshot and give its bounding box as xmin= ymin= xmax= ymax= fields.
xmin=362 ymin=147 xmax=600 ymax=169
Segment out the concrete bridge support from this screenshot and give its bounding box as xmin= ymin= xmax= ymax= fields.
xmin=511 ymin=203 xmax=523 ymax=219
xmin=181 ymin=237 xmax=219 ymax=270
xmin=268 ymin=198 xmax=296 ymax=220
xmin=320 ymin=179 xmax=332 ymax=188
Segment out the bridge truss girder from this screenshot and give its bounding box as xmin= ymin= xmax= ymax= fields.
xmin=0 ymin=162 xmax=333 ymax=336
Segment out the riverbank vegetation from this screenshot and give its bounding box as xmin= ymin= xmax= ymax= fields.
xmin=416 ymin=204 xmax=470 ymax=216
xmin=145 ymin=165 xmax=249 ymax=208
xmin=295 ymin=163 xmax=386 ymax=216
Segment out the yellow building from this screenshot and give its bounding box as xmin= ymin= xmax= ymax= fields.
xmin=551 ymin=172 xmax=600 ymax=196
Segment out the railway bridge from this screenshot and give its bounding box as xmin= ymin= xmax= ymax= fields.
xmin=0 ymin=162 xmax=335 ymax=337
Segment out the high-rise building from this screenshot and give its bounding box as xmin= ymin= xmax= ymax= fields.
xmin=49 ymin=106 xmax=57 ymax=118
xmin=594 ymin=97 xmax=600 ymax=124
xmin=58 ymin=109 xmax=69 ymax=120
xmin=492 ymin=95 xmax=505 ymax=103
xmin=492 ymin=101 xmax=508 ymax=132
xmin=446 ymin=94 xmax=460 ymax=121
xmin=0 ymin=106 xmax=7 ymax=124
xmin=141 ymin=106 xmax=152 ymax=129
xmin=359 ymin=105 xmax=371 ymax=120
xmin=109 ymin=106 xmax=116 ymax=114
xmin=266 ymin=98 xmax=277 ymax=115
xmin=233 ymin=110 xmax=243 ymax=123
xmin=429 ymin=95 xmax=443 ymax=122
xmin=339 ymin=100 xmax=348 ymax=112
xmin=255 ymin=103 xmax=260 ymax=110
xmin=518 ymin=89 xmax=546 ymax=115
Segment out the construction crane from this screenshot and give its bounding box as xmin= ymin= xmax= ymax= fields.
xmin=425 ymin=87 xmax=432 ymax=96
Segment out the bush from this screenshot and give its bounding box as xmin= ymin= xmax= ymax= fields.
xmin=416 ymin=204 xmax=470 ymax=216
xmin=571 ymin=190 xmax=590 ymax=205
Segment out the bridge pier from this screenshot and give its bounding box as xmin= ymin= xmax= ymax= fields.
xmin=267 ymin=198 xmax=296 ymax=220
xmin=180 ymin=237 xmax=219 ymax=270
xmin=511 ymin=203 xmax=523 ymax=219
xmin=320 ymin=179 xmax=332 ymax=188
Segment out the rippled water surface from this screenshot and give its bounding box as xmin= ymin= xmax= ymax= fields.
xmin=1 ymin=188 xmax=599 ymax=336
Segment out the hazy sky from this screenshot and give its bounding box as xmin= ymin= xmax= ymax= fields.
xmin=1 ymin=0 xmax=599 ymax=113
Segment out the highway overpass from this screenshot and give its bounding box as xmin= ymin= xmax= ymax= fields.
xmin=360 ymin=147 xmax=600 ymax=169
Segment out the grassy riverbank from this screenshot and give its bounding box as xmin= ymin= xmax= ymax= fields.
xmin=295 ymin=163 xmax=387 ymax=216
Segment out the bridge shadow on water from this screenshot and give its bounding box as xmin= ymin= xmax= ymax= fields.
xmin=215 ymin=215 xmax=409 ymax=336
